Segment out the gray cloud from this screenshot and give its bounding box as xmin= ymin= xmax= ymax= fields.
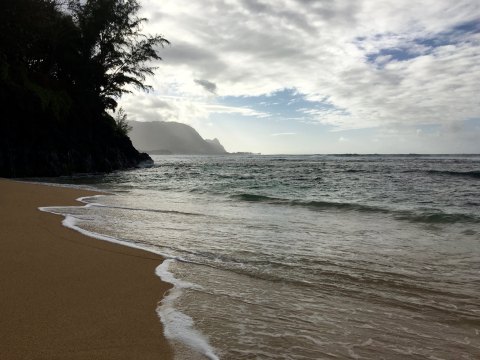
xmin=194 ymin=79 xmax=217 ymax=94
xmin=161 ymin=40 xmax=227 ymax=75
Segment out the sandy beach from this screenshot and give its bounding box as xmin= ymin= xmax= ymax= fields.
xmin=0 ymin=179 xmax=173 ymax=359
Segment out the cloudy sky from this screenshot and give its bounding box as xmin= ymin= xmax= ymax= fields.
xmin=121 ymin=0 xmax=480 ymax=154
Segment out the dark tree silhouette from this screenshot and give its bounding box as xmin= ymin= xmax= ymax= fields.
xmin=68 ymin=0 xmax=170 ymax=110
xmin=0 ymin=0 xmax=167 ymax=177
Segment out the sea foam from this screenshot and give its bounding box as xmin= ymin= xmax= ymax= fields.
xmin=156 ymin=259 xmax=220 ymax=360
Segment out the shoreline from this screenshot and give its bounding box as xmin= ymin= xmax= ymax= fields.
xmin=0 ymin=179 xmax=173 ymax=359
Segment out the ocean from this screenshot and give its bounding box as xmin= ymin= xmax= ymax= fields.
xmin=41 ymin=154 xmax=480 ymax=359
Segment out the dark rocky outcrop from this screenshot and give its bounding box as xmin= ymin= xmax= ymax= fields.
xmin=0 ymin=126 xmax=152 ymax=178
xmin=0 ymin=86 xmax=152 ymax=178
xmin=0 ymin=140 xmax=152 ymax=178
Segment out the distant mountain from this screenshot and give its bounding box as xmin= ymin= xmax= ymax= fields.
xmin=205 ymin=138 xmax=227 ymax=153
xmin=128 ymin=121 xmax=228 ymax=155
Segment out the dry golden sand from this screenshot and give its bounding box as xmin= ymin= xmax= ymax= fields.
xmin=0 ymin=179 xmax=173 ymax=359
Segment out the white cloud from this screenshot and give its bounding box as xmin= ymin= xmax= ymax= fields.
xmin=121 ymin=0 xmax=480 ymax=151
xmin=271 ymin=132 xmax=297 ymax=136
xmin=120 ymin=92 xmax=269 ymax=128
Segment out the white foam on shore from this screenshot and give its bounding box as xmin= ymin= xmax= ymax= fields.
xmin=39 ymin=196 xmax=220 ymax=360
xmin=156 ymin=260 xmax=220 ymax=360
xmin=39 ymin=195 xmax=165 ymax=254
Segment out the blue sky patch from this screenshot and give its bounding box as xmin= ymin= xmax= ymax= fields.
xmin=363 ymin=19 xmax=479 ymax=68
xmin=366 ymin=48 xmax=419 ymax=65
xmin=451 ymin=19 xmax=480 ymax=34
xmin=218 ymin=89 xmax=342 ymax=121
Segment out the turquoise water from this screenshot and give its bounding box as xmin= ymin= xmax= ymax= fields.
xmin=44 ymin=154 xmax=480 ymax=359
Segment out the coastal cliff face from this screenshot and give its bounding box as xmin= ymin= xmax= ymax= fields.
xmin=128 ymin=121 xmax=228 ymax=155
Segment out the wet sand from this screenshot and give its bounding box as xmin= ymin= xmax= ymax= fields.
xmin=0 ymin=179 xmax=173 ymax=359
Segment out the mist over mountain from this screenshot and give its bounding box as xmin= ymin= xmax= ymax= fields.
xmin=128 ymin=121 xmax=228 ymax=155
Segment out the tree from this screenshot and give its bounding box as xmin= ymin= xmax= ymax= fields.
xmin=114 ymin=107 xmax=131 ymax=135
xmin=67 ymin=0 xmax=169 ymax=110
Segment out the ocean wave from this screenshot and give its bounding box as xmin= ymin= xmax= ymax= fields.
xmin=395 ymin=212 xmax=478 ymax=224
xmin=344 ymin=169 xmax=368 ymax=173
xmin=230 ymin=193 xmax=478 ymax=224
xmin=231 ymin=193 xmax=388 ymax=212
xmin=88 ymin=203 xmax=204 ymax=217
xmin=425 ymin=170 xmax=480 ymax=179
xmin=231 ymin=193 xmax=280 ymax=202
xmin=292 ymin=199 xmax=388 ymax=213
